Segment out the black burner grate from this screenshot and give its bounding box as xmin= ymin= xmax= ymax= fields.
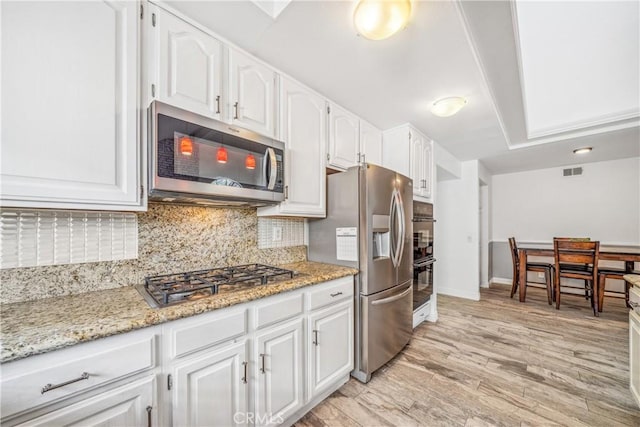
xmin=143 ymin=264 xmax=296 ymax=307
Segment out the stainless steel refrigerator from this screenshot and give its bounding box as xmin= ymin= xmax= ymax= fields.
xmin=308 ymin=164 xmax=413 ymax=383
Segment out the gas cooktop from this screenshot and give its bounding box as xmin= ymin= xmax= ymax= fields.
xmin=137 ymin=264 xmax=297 ymax=308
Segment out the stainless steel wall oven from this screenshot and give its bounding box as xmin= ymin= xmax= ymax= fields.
xmin=413 ymin=201 xmax=435 ymax=311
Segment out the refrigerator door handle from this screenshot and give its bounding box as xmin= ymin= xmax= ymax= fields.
xmin=389 ymin=189 xmax=404 ymax=268
xmin=395 ymin=189 xmax=406 ymax=267
xmin=389 ymin=191 xmax=398 ymax=267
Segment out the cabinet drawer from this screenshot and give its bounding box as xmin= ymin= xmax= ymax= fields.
xmin=166 ymin=308 xmax=248 ymax=360
xmin=309 ymin=277 xmax=354 ymax=311
xmin=255 ymin=293 xmax=304 ymax=330
xmin=1 ymin=328 xmax=156 ymax=420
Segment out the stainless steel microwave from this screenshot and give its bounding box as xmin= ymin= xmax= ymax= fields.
xmin=148 ymin=101 xmax=285 ymax=207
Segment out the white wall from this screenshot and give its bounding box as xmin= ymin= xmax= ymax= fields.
xmin=435 ymin=160 xmax=481 ymax=300
xmin=491 ymin=157 xmax=640 ymax=244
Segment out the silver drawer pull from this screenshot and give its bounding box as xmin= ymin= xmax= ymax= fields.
xmin=312 ymin=329 xmax=319 ymax=346
xmin=41 ymin=372 xmax=90 ymax=394
xmin=241 ymin=361 xmax=248 ymax=384
xmin=259 ymin=353 xmax=266 ymax=374
xmin=330 ymin=292 xmax=343 ymax=297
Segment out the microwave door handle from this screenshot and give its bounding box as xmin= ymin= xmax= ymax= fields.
xmin=264 ymin=148 xmax=277 ymax=190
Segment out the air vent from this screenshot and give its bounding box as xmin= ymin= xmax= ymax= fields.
xmin=563 ymin=167 xmax=583 ymax=177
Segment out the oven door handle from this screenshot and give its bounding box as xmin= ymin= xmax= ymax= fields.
xmin=414 ymin=258 xmax=436 ymax=268
xmin=264 ymin=148 xmax=277 ymax=190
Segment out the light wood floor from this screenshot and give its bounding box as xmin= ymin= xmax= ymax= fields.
xmin=295 ymin=284 xmax=640 ymax=427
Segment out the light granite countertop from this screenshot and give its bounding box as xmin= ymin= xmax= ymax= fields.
xmin=0 ymin=261 xmax=358 ymax=363
xmin=625 ymin=274 xmax=640 ymax=288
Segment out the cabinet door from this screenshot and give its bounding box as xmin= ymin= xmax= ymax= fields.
xmin=228 ymin=48 xmax=277 ymax=137
xmin=382 ymin=126 xmax=411 ymax=177
xmin=360 ymin=120 xmax=383 ymax=167
xmin=410 ymin=132 xmax=425 ymax=197
xmin=156 ymin=7 xmax=223 ymax=119
xmin=172 ymin=341 xmax=249 ymax=427
xmin=328 ymin=104 xmax=360 ymax=170
xmin=0 ymin=1 xmax=141 ymax=210
xmin=255 ymin=318 xmax=304 ymax=426
xmin=631 ymin=310 xmax=640 ymax=408
xmin=259 ymin=78 xmax=326 ymax=217
xmin=308 ymin=301 xmax=354 ymax=399
xmin=422 ymin=140 xmax=433 ymax=200
xmin=16 ymin=376 xmax=155 ymax=427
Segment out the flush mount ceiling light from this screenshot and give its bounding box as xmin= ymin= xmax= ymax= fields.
xmin=573 ymin=147 xmax=593 ymax=154
xmin=430 ymin=97 xmax=467 ymax=117
xmin=353 ymin=0 xmax=412 ymax=41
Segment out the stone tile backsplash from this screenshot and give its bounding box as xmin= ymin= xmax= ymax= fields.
xmin=0 ymin=204 xmax=306 ymax=304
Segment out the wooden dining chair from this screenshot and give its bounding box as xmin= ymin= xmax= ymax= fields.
xmin=598 ymin=267 xmax=640 ymax=312
xmin=509 ymin=237 xmax=555 ymax=304
xmin=553 ymin=238 xmax=600 ymax=316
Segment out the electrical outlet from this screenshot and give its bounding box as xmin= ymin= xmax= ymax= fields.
xmin=272 ymin=226 xmax=282 ymax=242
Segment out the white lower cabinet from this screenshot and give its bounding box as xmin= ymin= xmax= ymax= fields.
xmin=630 ymin=308 xmax=640 ymax=408
xmin=308 ymin=301 xmax=354 ymax=399
xmin=16 ymin=376 xmax=155 ymax=427
xmin=254 ymin=318 xmax=305 ymax=426
xmin=0 ymin=277 xmax=354 ymax=427
xmin=171 ymin=341 xmax=249 ymax=427
xmin=0 ymin=328 xmax=159 ymax=427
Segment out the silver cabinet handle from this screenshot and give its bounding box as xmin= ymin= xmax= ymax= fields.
xmin=146 ymin=406 xmax=152 ymax=427
xmin=41 ymin=372 xmax=90 ymax=394
xmin=215 ymin=95 xmax=221 ymax=114
xmin=330 ymin=291 xmax=343 ymax=297
xmin=233 ymin=102 xmax=239 ymax=120
xmin=312 ymin=330 xmax=319 ymax=346
xmin=362 ymin=153 xmax=366 ymax=164
xmin=357 ymin=152 xmax=361 ymax=164
xmin=259 ymin=353 xmax=265 ymax=374
xmin=284 ymin=185 xmax=289 ymax=200
xmin=241 ymin=361 xmax=248 ymax=384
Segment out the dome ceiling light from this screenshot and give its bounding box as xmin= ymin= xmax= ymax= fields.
xmin=573 ymin=147 xmax=592 ymax=155
xmin=430 ymin=97 xmax=468 ymax=117
xmin=353 ymin=0 xmax=412 ymax=41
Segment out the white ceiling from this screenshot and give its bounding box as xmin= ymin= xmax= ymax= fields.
xmin=165 ymin=0 xmax=640 ymax=175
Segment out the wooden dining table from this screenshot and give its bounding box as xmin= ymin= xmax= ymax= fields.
xmin=517 ymin=244 xmax=640 ymax=303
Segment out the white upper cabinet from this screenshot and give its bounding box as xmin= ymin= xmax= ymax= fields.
xmin=383 ymin=124 xmax=434 ymax=202
xmin=155 ymin=6 xmax=223 ymax=119
xmin=382 ymin=126 xmax=412 ymax=178
xmin=359 ymin=120 xmax=383 ymax=167
xmin=410 ymin=132 xmax=424 ymax=198
xmin=228 ymin=48 xmax=278 ymax=138
xmin=0 ymin=1 xmax=143 ymax=211
xmin=258 ymin=77 xmax=327 ymax=217
xmin=410 ymin=130 xmax=433 ymax=201
xmin=327 ymin=103 xmax=360 ymax=170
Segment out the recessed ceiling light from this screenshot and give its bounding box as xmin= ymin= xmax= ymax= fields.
xmin=573 ymin=147 xmax=592 ymax=155
xmin=430 ymin=97 xmax=467 ymax=117
xmin=353 ymin=0 xmax=412 ymax=41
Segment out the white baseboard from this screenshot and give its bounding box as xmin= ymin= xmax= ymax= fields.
xmin=490 ymin=277 xmax=512 ymax=285
xmin=480 ymin=281 xmax=490 ymax=288
xmin=438 ymin=287 xmax=480 ymax=301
